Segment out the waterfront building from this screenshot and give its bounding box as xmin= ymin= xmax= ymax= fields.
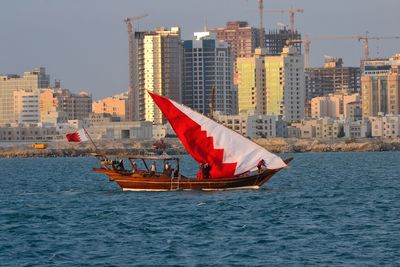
xmin=215 ymin=111 xmax=281 ymax=139
xmin=370 ymin=114 xmax=400 ymax=138
xmin=13 ymin=90 xmax=39 ymax=123
xmin=0 ymin=68 xmax=50 ymax=123
xmin=290 ymin=118 xmax=341 ymax=139
xmin=305 ymin=58 xmax=360 ymax=101
xmin=265 ymin=46 xmax=305 ymax=122
xmin=343 ymin=120 xmax=370 ymax=138
xmin=130 ymin=27 xmax=182 ymax=124
xmin=209 ymin=21 xmax=260 ymax=85
xmin=92 ymin=92 xmax=128 ymax=121
xmin=361 ymin=54 xmax=400 ymax=118
xmin=265 ymin=27 xmax=301 ymax=55
xmin=0 ymin=124 xmax=56 ymax=141
xmin=85 ymin=121 xmax=153 ymax=140
xmin=311 ymin=93 xmax=361 ymax=120
xmin=183 ymin=32 xmax=235 ymax=115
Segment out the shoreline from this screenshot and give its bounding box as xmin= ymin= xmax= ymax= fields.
xmin=0 ymin=137 xmax=399 ymax=158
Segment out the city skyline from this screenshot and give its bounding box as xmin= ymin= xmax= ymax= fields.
xmin=1 ymin=0 xmax=399 ymax=99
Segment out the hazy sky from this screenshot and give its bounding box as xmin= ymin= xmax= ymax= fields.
xmin=1 ymin=0 xmax=399 ymax=99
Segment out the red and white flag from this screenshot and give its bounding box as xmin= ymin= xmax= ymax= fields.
xmin=65 ymin=129 xmax=88 ymax=142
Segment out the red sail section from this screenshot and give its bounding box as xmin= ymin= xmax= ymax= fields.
xmin=149 ymin=92 xmax=237 ymax=179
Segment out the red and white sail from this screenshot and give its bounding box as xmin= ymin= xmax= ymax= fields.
xmin=148 ymin=91 xmax=287 ymax=179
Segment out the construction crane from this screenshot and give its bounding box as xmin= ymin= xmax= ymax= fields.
xmin=265 ymin=7 xmax=304 ymax=33
xmin=357 ymin=31 xmax=400 ymax=60
xmin=124 ymin=14 xmax=148 ymax=121
xmin=258 ymin=0 xmax=264 ymax=48
xmin=287 ymin=33 xmax=400 ymax=68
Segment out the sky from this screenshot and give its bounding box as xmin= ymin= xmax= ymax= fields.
xmin=0 ymin=0 xmax=399 ymax=99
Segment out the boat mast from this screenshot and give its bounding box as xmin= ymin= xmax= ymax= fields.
xmin=209 ymin=86 xmax=215 ymax=120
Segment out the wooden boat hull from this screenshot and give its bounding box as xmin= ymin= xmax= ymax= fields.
xmin=93 ymin=158 xmax=293 ymax=191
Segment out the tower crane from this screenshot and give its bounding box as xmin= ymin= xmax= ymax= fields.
xmin=258 ymin=0 xmax=264 ymax=48
xmin=124 ymin=14 xmax=148 ymax=121
xmin=357 ymin=31 xmax=400 ymax=60
xmin=287 ymin=33 xmax=400 ymax=68
xmin=265 ymin=7 xmax=304 ymax=33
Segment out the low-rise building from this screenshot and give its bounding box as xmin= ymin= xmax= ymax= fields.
xmin=343 ymin=120 xmax=371 ymax=138
xmin=85 ymin=121 xmax=153 ymax=140
xmin=370 ymin=114 xmax=400 ymax=138
xmin=92 ymin=92 xmax=128 ymax=121
xmin=290 ymin=118 xmax=342 ymax=139
xmin=216 ymin=111 xmax=280 ymax=139
xmin=0 ymin=124 xmax=57 ymax=141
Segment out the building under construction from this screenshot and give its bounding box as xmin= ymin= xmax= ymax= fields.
xmin=265 ymin=27 xmax=302 ymax=55
xmin=209 ymin=21 xmax=260 ymax=85
xmin=305 ymin=58 xmax=361 ymax=101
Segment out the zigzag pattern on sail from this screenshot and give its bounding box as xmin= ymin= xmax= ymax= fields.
xmin=149 ymin=91 xmax=237 ymax=178
xmin=148 ymin=91 xmax=287 ymax=179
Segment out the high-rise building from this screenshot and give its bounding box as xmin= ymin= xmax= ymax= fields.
xmin=237 ymin=46 xmax=305 ymax=122
xmin=237 ymin=48 xmax=267 ymax=115
xmin=361 ymin=54 xmax=400 ymax=118
xmin=183 ymin=32 xmax=234 ymax=115
xmin=265 ymin=27 xmax=301 ymax=55
xmin=130 ymin=27 xmax=182 ymax=124
xmin=265 ymin=46 xmax=305 ymax=121
xmin=305 ymin=58 xmax=361 ymax=100
xmin=13 ymin=90 xmax=40 ymax=123
xmin=0 ymin=68 xmax=50 ymax=123
xmin=209 ymin=21 xmax=260 ymax=85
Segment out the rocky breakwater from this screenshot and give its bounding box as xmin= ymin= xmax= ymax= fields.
xmin=1 ymin=137 xmax=399 ymax=158
xmin=0 ymin=138 xmax=186 ymax=158
xmin=254 ymin=138 xmax=400 ymax=153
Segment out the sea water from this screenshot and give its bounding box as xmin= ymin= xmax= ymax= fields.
xmin=0 ymin=152 xmax=399 ymax=266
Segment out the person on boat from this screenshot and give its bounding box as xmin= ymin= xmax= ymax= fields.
xmin=132 ymin=162 xmax=138 ymax=173
xmin=203 ymin=163 xmax=212 ymax=179
xmin=150 ymin=161 xmax=156 ymax=176
xmin=163 ymin=161 xmax=172 ymax=176
xmin=197 ymin=163 xmax=203 ymax=179
xmin=257 ymin=159 xmax=266 ymax=173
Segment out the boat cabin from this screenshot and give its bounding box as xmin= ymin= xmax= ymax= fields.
xmin=95 ymin=154 xmax=181 ymax=178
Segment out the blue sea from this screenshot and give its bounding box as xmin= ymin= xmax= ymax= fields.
xmin=0 ymin=152 xmax=399 ymax=266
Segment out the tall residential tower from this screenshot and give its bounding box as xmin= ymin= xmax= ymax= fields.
xmin=183 ymin=32 xmax=235 ymax=115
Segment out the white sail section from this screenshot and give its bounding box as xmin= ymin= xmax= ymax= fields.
xmin=170 ymin=100 xmax=287 ymax=174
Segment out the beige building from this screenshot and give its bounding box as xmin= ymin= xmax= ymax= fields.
xmin=291 ymin=118 xmax=341 ymax=139
xmin=0 ymin=124 xmax=57 ymax=141
xmin=130 ymin=27 xmax=182 ymax=123
xmin=92 ymin=92 xmax=128 ymax=121
xmin=215 ymin=111 xmax=279 ymax=139
xmin=343 ymin=120 xmax=370 ymax=138
xmin=311 ymin=93 xmax=360 ymax=120
xmin=362 ymin=55 xmax=400 ymax=118
xmin=13 ymin=90 xmax=39 ymax=123
xmin=38 ymin=88 xmax=92 ymax=123
xmin=0 ymin=68 xmax=50 ymax=123
xmin=370 ymin=114 xmax=400 ymax=138
xmin=85 ymin=121 xmax=153 ymax=140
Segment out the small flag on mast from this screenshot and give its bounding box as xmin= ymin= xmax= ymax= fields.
xmin=65 ymin=129 xmax=89 ymax=142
